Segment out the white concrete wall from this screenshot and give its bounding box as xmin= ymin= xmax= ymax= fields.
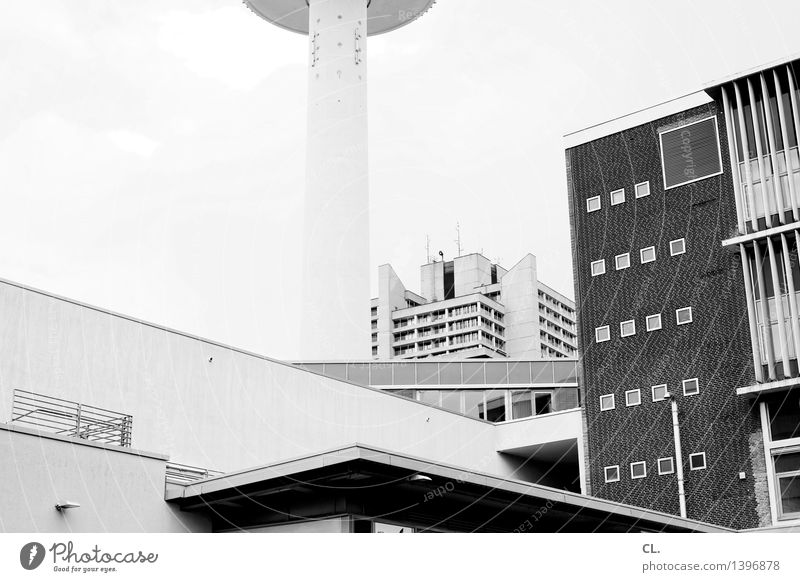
xmin=377 ymin=264 xmax=407 ymax=359
xmin=453 ymin=254 xmax=492 ymax=297
xmin=420 ymin=262 xmax=444 ymax=302
xmin=0 ymin=424 xmax=209 ymax=533
xmin=0 ymin=279 xmax=512 ymax=478
xmin=501 ymin=254 xmax=541 ymax=360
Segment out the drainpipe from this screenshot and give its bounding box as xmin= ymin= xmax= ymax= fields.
xmin=670 ymin=394 xmax=687 ymax=518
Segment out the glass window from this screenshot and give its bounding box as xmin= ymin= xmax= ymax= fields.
xmin=625 ymin=389 xmax=641 ymax=407
xmin=553 ymin=361 xmax=578 ymax=384
xmin=534 ymin=393 xmax=553 ymax=415
xmin=635 ymin=181 xmax=650 ymax=198
xmin=439 ymin=362 xmax=462 ymax=385
xmin=683 ymin=378 xmax=700 ymax=396
xmin=298 ymin=363 xmax=324 ymax=374
xmin=631 ymin=461 xmax=647 ymax=479
xmin=511 ymin=390 xmax=533 ymax=419
xmin=586 ymin=196 xmax=601 ymax=213
xmin=389 ymin=389 xmax=416 ymax=400
xmin=417 ymin=363 xmax=439 ymax=385
xmin=604 ymin=466 xmax=620 ymax=483
xmin=652 ymin=384 xmax=669 ymax=402
xmin=615 ymin=253 xmax=631 ymax=270
xmin=689 ymin=452 xmax=706 ymax=471
xmin=610 ymin=188 xmax=625 ymax=205
xmin=640 ymin=246 xmax=656 ymax=264
xmin=485 ymin=362 xmax=508 ymax=384
xmin=591 ymin=260 xmax=606 ymax=276
xmin=670 ymin=238 xmax=686 ymax=256
xmin=596 ymin=325 xmax=611 ymax=343
xmin=620 ymin=320 xmax=636 ymax=337
xmin=324 ymin=363 xmax=348 ymax=381
xmin=440 ymin=390 xmax=462 ymax=414
xmin=600 ymin=394 xmax=615 ymax=411
xmin=464 ymin=392 xmax=485 ymax=420
xmin=508 ymin=362 xmax=531 ymax=384
xmin=418 ymin=391 xmax=440 ymax=407
xmin=462 ymin=362 xmax=485 ymax=384
xmin=531 ymin=362 xmax=554 ymax=383
xmin=676 ymin=307 xmax=693 ymax=325
xmin=369 ymin=364 xmax=392 ymax=386
xmin=393 ymin=363 xmax=416 ymax=385
xmin=775 ymin=451 xmax=800 ymax=518
xmin=658 ymin=457 xmax=675 ymax=475
xmin=483 ymin=390 xmax=506 ymax=422
xmin=646 ymin=314 xmax=662 ymax=332
xmin=768 ymin=396 xmax=800 ymax=441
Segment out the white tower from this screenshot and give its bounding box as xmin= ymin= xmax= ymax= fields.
xmin=244 ymin=0 xmax=435 ymax=359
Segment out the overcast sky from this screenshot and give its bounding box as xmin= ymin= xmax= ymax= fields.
xmin=2 ymin=0 xmax=800 ymax=359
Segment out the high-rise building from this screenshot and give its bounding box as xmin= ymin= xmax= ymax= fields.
xmin=369 ymin=253 xmax=578 ymax=360
xmin=565 ymin=55 xmax=800 ymax=529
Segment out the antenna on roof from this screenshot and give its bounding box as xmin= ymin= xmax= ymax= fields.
xmin=426 ymin=235 xmax=432 ymax=263
xmin=455 ymin=222 xmax=463 ymax=257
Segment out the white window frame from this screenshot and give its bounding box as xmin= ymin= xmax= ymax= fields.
xmin=651 ymin=384 xmax=669 ymax=402
xmin=683 ymin=378 xmax=700 ymax=396
xmin=630 ymin=461 xmax=647 ymax=480
xmin=620 ymin=320 xmax=636 ymax=338
xmin=600 ymin=394 xmax=615 ymax=411
xmin=586 ymin=196 xmax=601 ymax=213
xmin=625 ymin=389 xmax=641 ymax=407
xmin=604 ymin=465 xmax=620 ymax=483
xmin=659 ymin=116 xmax=724 ymax=190
xmin=658 ymin=457 xmax=675 ymax=475
xmin=591 ymin=259 xmax=606 ymax=277
xmin=676 ymin=307 xmax=693 ymax=325
xmin=610 ymin=188 xmax=625 ymax=206
xmin=595 ymin=325 xmax=611 ymax=343
xmin=615 ymin=253 xmax=631 ymax=270
xmin=670 ymin=238 xmax=686 ymax=256
xmin=646 ymin=314 xmax=662 ymax=332
xmin=635 ymin=181 xmax=651 ymax=198
xmin=640 ymin=246 xmax=656 ymax=264
xmin=689 ymin=452 xmax=707 ymax=471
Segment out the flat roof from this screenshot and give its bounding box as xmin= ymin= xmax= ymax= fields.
xmin=166 ymin=444 xmax=731 ymax=533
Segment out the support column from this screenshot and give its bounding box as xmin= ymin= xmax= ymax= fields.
xmin=735 ymin=81 xmax=760 ymax=231
xmin=773 ymin=70 xmax=800 ymax=221
xmin=765 ymin=237 xmax=790 ymax=375
xmin=760 ymin=73 xmax=788 ymax=222
xmin=753 ymin=241 xmax=777 ymax=379
xmin=747 ymin=78 xmax=774 ymax=227
xmin=722 ymin=85 xmax=747 ymax=232
xmin=740 ymin=244 xmax=765 ymax=382
xmin=780 ymin=233 xmax=800 ymax=369
xmin=302 ymin=0 xmax=370 ymax=359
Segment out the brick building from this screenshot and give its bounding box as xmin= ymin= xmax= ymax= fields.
xmin=565 ymin=55 xmax=800 ymax=529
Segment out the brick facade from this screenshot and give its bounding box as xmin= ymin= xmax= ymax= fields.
xmin=566 ymin=102 xmax=763 ymax=529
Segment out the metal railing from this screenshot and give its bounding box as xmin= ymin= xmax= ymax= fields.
xmin=165 ymin=462 xmax=223 ymax=485
xmin=11 ymin=389 xmax=133 ymax=447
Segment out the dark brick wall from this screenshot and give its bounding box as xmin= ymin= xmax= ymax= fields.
xmin=566 ymin=102 xmax=763 ymax=529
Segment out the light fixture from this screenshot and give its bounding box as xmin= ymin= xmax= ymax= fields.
xmin=408 ymin=474 xmax=432 ymax=482
xmin=55 ymin=501 xmax=81 ymax=512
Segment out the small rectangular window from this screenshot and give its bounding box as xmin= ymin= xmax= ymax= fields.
xmin=635 ymin=181 xmax=651 ymax=198
xmin=587 ymin=196 xmax=601 ymax=213
xmin=615 ymin=253 xmax=631 ymax=270
xmin=620 ymin=320 xmax=636 ymax=337
xmin=610 ymin=188 xmax=625 ymax=206
xmin=600 ymin=394 xmax=615 ymax=411
xmin=646 ymin=314 xmax=662 ymax=332
xmin=676 ymin=307 xmax=693 ymax=325
xmin=652 ymin=384 xmax=669 ymax=402
xmin=670 ymin=238 xmax=686 ymax=256
xmin=683 ymin=378 xmax=700 ymax=396
xmin=658 ymin=457 xmax=675 ymax=475
xmin=625 ymin=389 xmax=641 ymax=407
xmin=604 ymin=465 xmax=620 ymax=483
xmin=595 ymin=325 xmax=611 ymax=343
xmin=689 ymin=452 xmax=707 ymax=471
xmin=631 ymin=461 xmax=647 ymax=479
xmin=591 ymin=259 xmax=606 ymax=277
xmin=640 ymin=246 xmax=656 ymax=264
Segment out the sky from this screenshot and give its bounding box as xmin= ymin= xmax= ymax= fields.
xmin=2 ymin=0 xmax=800 ymax=360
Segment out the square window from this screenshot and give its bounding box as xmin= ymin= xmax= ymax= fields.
xmin=610 ymin=189 xmax=625 ymax=205
xmin=604 ymin=465 xmax=620 ymax=483
xmin=595 ymin=325 xmax=611 ymax=343
xmin=646 ymin=314 xmax=662 ymax=332
xmin=683 ymin=378 xmax=699 ymax=396
xmin=591 ymin=259 xmax=606 ymax=277
xmin=600 ymin=394 xmax=615 ymax=411
xmin=658 ymin=457 xmax=675 ymax=475
xmin=640 ymin=246 xmax=656 ymax=264
xmin=620 ymin=320 xmax=636 ymax=337
xmin=631 ymin=461 xmax=647 ymax=479
xmin=689 ymin=452 xmax=707 ymax=471
xmin=615 ymin=253 xmax=631 ymax=270
xmin=670 ymin=238 xmax=686 ymax=256
xmin=625 ymin=389 xmax=641 ymax=407
xmin=652 ymin=384 xmax=669 ymax=402
xmin=587 ymin=196 xmax=601 ymax=213
xmin=676 ymin=307 xmax=693 ymax=325
xmin=635 ymin=181 xmax=651 ymax=198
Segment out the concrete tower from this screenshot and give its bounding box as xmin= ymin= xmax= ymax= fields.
xmin=244 ymin=0 xmax=435 ymax=359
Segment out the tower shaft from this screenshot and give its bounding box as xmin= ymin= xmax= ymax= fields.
xmin=302 ymin=0 xmax=370 ymax=358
